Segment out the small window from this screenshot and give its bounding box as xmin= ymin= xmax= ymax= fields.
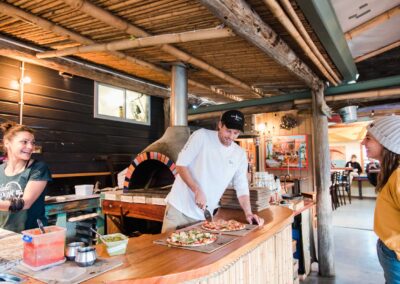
xmin=94 ymin=82 xmax=150 ymax=125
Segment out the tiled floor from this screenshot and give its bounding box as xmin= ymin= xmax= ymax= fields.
xmin=332 ymin=198 xmax=375 ymax=231
xmin=302 ymin=198 xmax=385 ymax=284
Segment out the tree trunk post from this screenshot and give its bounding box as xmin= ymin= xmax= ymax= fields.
xmin=312 ymin=84 xmax=335 ymax=276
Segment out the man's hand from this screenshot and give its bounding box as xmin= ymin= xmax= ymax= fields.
xmin=237 ymin=195 xmax=264 ymax=226
xmin=194 ymin=189 xmax=207 ymax=210
xmin=245 ymin=213 xmax=264 ymax=227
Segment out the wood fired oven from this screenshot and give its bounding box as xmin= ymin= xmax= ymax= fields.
xmin=123 ymin=63 xmax=190 ymax=193
xmin=123 ymin=126 xmax=190 ymax=191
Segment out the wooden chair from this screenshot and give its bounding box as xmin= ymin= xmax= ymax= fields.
xmin=335 ymin=173 xmax=344 ymax=206
xmin=330 ymin=172 xmax=340 ymax=210
xmin=336 ymin=172 xmax=351 ymax=205
xmin=343 ymin=173 xmax=351 ymax=204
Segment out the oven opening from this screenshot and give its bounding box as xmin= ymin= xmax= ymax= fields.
xmin=129 ymin=159 xmax=175 ymax=190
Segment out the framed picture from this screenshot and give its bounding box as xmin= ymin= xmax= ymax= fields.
xmin=265 ymin=135 xmax=308 ymax=170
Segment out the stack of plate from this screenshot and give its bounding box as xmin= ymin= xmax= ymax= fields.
xmin=220 ymin=187 xmax=272 ymax=212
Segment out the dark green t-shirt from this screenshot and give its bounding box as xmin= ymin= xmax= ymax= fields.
xmin=0 ymin=160 xmax=52 ymax=233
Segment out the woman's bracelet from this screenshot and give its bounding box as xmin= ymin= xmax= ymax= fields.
xmin=8 ymin=197 xmax=25 ymax=212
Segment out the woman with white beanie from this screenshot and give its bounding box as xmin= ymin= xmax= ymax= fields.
xmin=361 ymin=115 xmax=400 ymax=283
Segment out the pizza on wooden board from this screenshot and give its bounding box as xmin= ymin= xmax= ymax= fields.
xmin=201 ymin=219 xmax=246 ymax=232
xmin=166 ymin=229 xmax=217 ymax=247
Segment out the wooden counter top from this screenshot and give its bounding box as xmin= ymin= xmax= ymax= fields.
xmin=45 ymin=194 xmax=100 ymax=204
xmin=85 ymin=205 xmax=294 ymax=283
xmin=293 ymin=199 xmax=315 ymax=216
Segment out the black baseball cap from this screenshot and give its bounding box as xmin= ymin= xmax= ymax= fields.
xmin=221 ymin=110 xmax=245 ymax=131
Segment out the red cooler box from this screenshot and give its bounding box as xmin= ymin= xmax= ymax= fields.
xmin=22 ymin=226 xmax=66 ymax=268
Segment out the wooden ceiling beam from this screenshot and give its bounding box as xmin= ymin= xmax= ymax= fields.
xmin=62 ymin=0 xmax=263 ymax=98
xmin=263 ymin=0 xmax=340 ymax=85
xmin=355 ymin=40 xmax=400 ymax=63
xmin=199 ymin=0 xmax=321 ymax=89
xmin=0 ymin=2 xmax=238 ymax=102
xmin=0 ymin=37 xmax=170 ymax=98
xmin=358 ymin=109 xmax=400 ymax=117
xmin=326 ymin=88 xmax=400 ymax=102
xmin=297 ymin=0 xmax=358 ymax=82
xmin=0 ymin=3 xmax=169 ymax=76
xmin=345 ymin=6 xmax=400 ymax=40
xmin=37 ymin=27 xmax=234 ymax=59
xmin=294 ymin=88 xmax=400 ymax=105
xmin=279 ymin=0 xmax=341 ymax=84
xmin=188 ymin=102 xmax=294 ymax=121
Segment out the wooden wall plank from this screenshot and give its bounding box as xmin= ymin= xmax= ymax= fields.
xmin=0 ymin=56 xmax=165 ymax=193
xmin=255 ymin=110 xmax=314 ymax=192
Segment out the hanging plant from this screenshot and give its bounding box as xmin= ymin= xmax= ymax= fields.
xmin=280 ymin=115 xmax=298 ymax=130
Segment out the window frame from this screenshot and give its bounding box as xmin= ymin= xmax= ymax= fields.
xmin=94 ymin=82 xmax=151 ymax=125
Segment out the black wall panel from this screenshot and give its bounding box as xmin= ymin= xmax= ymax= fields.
xmin=0 ymin=56 xmax=165 ymax=192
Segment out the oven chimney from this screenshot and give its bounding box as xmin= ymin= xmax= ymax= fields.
xmin=123 ymin=63 xmax=191 ymax=190
xmin=170 ymin=62 xmax=187 ymax=126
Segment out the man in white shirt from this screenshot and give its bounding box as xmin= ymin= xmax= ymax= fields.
xmin=162 ymin=110 xmax=264 ymax=233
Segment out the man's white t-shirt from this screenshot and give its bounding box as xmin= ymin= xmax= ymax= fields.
xmin=166 ymin=128 xmax=249 ymax=220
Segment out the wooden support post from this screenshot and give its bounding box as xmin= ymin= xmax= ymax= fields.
xmin=312 ymin=84 xmax=335 ymax=276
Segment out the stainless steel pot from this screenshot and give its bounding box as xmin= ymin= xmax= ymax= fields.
xmin=75 ymin=246 xmax=96 ymax=267
xmin=338 ymin=106 xmax=358 ymax=123
xmin=65 ymin=242 xmax=85 ymax=261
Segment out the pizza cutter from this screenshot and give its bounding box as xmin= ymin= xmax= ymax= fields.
xmin=204 ymin=206 xmax=213 ymax=222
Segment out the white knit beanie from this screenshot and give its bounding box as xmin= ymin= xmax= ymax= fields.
xmin=367 ymin=115 xmax=400 ymax=154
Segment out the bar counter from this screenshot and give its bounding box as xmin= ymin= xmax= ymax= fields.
xmin=85 ymin=205 xmax=294 ymax=284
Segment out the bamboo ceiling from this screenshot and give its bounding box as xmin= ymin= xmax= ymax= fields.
xmin=0 ymin=0 xmax=341 ymax=103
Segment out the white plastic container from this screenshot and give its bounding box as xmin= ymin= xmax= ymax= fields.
xmin=101 ymin=233 xmax=128 ymax=256
xmin=75 ymin=184 xmax=94 ymax=196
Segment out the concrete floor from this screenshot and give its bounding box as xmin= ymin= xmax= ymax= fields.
xmin=302 ymin=198 xmax=385 ymax=284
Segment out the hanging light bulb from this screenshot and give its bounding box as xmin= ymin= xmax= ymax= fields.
xmin=22 ymin=76 xmax=31 ymax=84
xmin=370 ymin=110 xmax=375 ymax=117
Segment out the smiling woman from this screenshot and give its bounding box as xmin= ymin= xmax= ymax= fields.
xmin=0 ymin=121 xmax=51 ymax=233
xmin=361 ymin=115 xmax=400 ymax=283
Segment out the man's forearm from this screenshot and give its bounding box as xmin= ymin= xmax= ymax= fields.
xmin=176 ymin=166 xmax=200 ymax=194
xmin=238 ymin=195 xmax=252 ymax=216
xmin=177 ymin=165 xmax=206 ymax=209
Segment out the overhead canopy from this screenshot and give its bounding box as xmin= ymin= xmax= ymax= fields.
xmin=0 ymin=0 xmax=339 ymax=103
xmin=330 ymin=0 xmax=400 ymax=81
xmin=0 ymin=0 xmax=397 ymax=107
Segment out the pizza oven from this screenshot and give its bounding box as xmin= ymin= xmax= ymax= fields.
xmin=123 ymin=63 xmax=190 ymax=192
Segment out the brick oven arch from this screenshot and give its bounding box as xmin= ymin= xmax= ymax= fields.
xmin=123 ymin=151 xmax=177 ymax=191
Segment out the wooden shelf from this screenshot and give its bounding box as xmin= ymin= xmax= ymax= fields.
xmin=52 ymin=172 xmax=111 ymax=178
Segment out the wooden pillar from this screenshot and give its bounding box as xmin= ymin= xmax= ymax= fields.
xmin=312 ymin=84 xmax=335 ymax=276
